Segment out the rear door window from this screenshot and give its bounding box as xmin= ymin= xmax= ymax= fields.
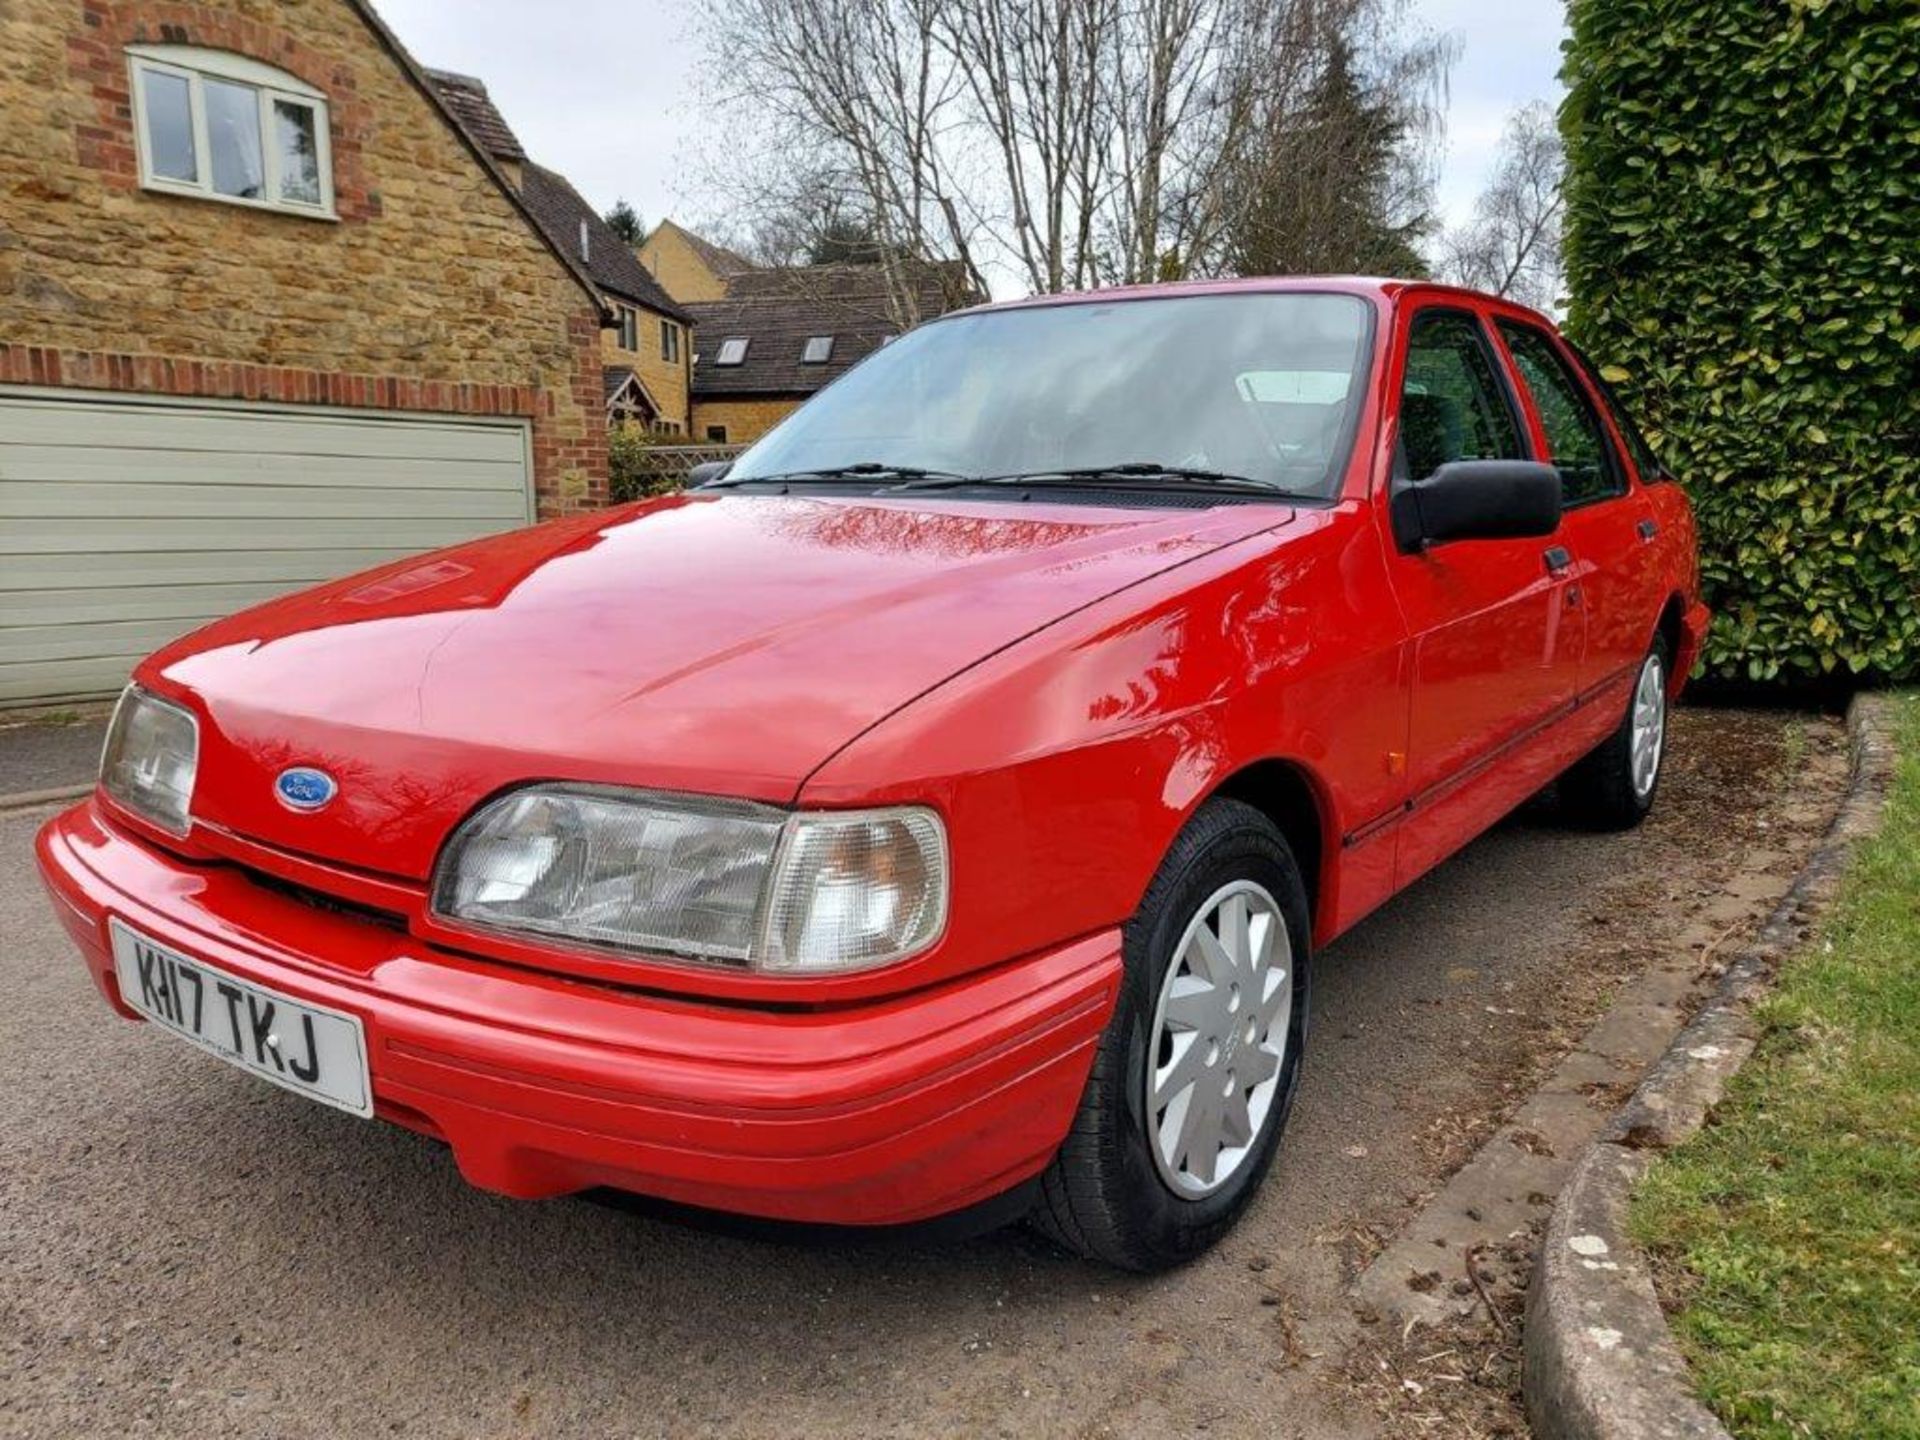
xmin=1569 ymin=345 xmax=1667 ymax=482
xmin=1497 ymin=322 xmax=1623 ymax=506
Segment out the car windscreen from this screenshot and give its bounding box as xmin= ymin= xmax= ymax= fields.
xmin=723 ymin=291 xmax=1374 ymax=498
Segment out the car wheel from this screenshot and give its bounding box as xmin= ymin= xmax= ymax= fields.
xmin=1030 ymin=797 xmax=1311 ymax=1271
xmin=1559 ymin=634 xmax=1671 ymax=831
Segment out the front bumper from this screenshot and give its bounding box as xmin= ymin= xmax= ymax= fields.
xmin=37 ymin=799 xmax=1120 ymax=1226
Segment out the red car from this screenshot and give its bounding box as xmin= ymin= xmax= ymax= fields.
xmin=38 ymin=278 xmax=1706 ymax=1270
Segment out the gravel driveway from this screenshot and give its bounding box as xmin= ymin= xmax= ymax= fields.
xmin=0 ymin=707 xmax=1843 ymax=1440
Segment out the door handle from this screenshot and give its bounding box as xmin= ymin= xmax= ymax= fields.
xmin=1637 ymin=518 xmax=1659 ymax=541
xmin=1543 ymin=546 xmax=1572 ymax=576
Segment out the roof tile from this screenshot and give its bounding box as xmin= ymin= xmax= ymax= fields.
xmin=423 ymin=69 xmax=525 ymax=161
xmin=519 ymin=163 xmax=692 ymax=323
xmin=689 ymin=262 xmax=973 ymax=396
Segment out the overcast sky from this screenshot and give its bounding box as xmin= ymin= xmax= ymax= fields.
xmin=373 ymin=0 xmax=1565 ymax=263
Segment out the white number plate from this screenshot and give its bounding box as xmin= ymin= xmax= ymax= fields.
xmin=110 ymin=919 xmax=372 ymax=1118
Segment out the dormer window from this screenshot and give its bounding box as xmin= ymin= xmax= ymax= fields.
xmin=801 ymin=336 xmax=834 ymax=364
xmin=715 ymin=338 xmax=749 ymax=366
xmin=128 ymin=46 xmax=334 ymax=218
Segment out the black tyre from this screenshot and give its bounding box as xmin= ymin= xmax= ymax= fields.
xmin=1559 ymin=634 xmax=1671 ymax=831
xmin=1030 ymin=798 xmax=1311 ymax=1271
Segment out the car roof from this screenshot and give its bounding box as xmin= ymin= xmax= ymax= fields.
xmin=949 ymin=274 xmax=1554 ymax=329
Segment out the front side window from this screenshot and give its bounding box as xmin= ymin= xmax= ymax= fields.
xmin=802 ymin=335 xmax=834 ymax=364
xmin=705 ymin=424 xmax=729 ymax=442
xmin=715 ymin=337 xmax=748 ymax=366
xmin=1398 ymin=311 xmax=1525 ymax=481
xmin=617 ymin=305 xmax=638 ymax=352
xmin=661 ymin=321 xmax=682 ymax=363
xmin=726 ymin=292 xmax=1373 ymax=498
xmin=129 ymin=46 xmax=333 ymax=217
xmin=1498 ymin=322 xmax=1620 ymax=505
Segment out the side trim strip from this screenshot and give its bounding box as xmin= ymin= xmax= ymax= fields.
xmin=1340 ymin=659 xmax=1640 ymax=849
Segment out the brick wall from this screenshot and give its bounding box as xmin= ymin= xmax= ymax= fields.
xmin=601 ymin=313 xmax=690 ymax=435
xmin=690 ymin=395 xmax=804 ymax=446
xmin=2 ymin=0 xmax=607 ymax=514
xmin=637 ymin=224 xmax=731 ymax=304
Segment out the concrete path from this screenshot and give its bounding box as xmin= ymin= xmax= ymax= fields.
xmin=0 ymin=707 xmax=1845 ymax=1440
xmin=0 ymin=712 xmax=108 ymax=799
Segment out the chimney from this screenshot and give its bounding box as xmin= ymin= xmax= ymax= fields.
xmin=424 ymin=69 xmax=527 ymax=191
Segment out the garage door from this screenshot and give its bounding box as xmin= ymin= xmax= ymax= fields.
xmin=0 ymin=390 xmax=534 ymax=706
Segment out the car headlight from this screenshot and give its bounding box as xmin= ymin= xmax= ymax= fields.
xmin=100 ymin=684 xmax=199 ymax=836
xmin=431 ymin=786 xmax=948 ymax=975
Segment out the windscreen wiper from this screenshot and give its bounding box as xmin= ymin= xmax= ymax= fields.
xmin=699 ymin=462 xmax=968 ymax=489
xmin=887 ymin=462 xmax=1292 ymax=498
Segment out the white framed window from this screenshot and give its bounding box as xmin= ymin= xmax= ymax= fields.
xmin=715 ymin=337 xmax=749 ymax=366
xmin=616 ymin=304 xmax=638 ymax=352
xmin=127 ymin=45 xmax=335 ymax=218
xmin=661 ymin=320 xmax=681 ymax=363
xmin=801 ymin=335 xmax=834 ymax=364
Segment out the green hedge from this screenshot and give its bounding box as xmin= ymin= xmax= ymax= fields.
xmin=1561 ymin=0 xmax=1920 ymax=682
xmin=607 ymin=425 xmax=687 ymax=504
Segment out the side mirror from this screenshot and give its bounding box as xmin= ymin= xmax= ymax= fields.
xmin=687 ymin=459 xmax=733 ymax=489
xmin=1391 ymin=460 xmax=1561 ymax=552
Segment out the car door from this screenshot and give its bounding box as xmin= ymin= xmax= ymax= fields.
xmin=1491 ymin=318 xmax=1662 ymax=706
xmin=1382 ymin=304 xmax=1584 ymax=888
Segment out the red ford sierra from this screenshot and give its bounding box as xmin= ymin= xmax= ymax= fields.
xmin=38 ymin=278 xmax=1706 ymax=1271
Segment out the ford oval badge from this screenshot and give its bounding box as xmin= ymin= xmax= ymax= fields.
xmin=275 ymin=767 xmax=338 ymax=812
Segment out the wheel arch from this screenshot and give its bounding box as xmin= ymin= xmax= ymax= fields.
xmin=1656 ymin=592 xmax=1686 ymax=656
xmin=1656 ymin=591 xmax=1688 ymax=695
xmin=1205 ymin=757 xmax=1336 ymax=936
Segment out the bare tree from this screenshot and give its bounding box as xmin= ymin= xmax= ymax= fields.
xmin=693 ymin=0 xmax=988 ymax=324
xmin=934 ymin=0 xmax=1115 ymax=292
xmin=1437 ymin=100 xmax=1564 ymax=310
xmin=692 ymin=0 xmax=1452 ymax=299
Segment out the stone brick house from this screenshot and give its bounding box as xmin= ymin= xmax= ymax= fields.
xmin=637 ymin=220 xmax=755 ymax=306
xmin=429 ymin=73 xmax=695 ymax=435
xmin=0 ymin=0 xmax=614 ymax=706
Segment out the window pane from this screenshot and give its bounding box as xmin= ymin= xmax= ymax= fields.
xmin=204 ymin=79 xmax=264 ymax=199
xmin=1400 ymin=312 xmax=1523 ymax=480
xmin=802 ymin=336 xmax=834 ymax=363
xmin=141 ymin=68 xmax=196 ymax=182
xmin=273 ymin=98 xmax=322 ymax=206
xmin=726 ymin=293 xmax=1373 ymax=497
xmin=1573 ymin=345 xmax=1664 ymax=480
xmin=1499 ymin=323 xmax=1616 ymax=504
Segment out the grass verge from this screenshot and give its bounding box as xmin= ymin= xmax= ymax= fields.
xmin=1630 ymin=694 xmax=1920 ymax=1439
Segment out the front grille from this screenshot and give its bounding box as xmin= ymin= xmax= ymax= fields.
xmin=243 ymin=866 xmax=409 ymax=932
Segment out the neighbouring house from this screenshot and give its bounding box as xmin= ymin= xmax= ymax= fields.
xmin=428 ymin=73 xmax=695 ymax=436
xmin=683 ymin=257 xmax=977 ymax=445
xmin=636 ymin=219 xmax=756 ymax=305
xmin=0 ymin=0 xmax=615 ymax=706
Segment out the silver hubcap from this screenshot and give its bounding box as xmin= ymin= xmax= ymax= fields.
xmin=1146 ymin=880 xmax=1293 ymax=1199
xmin=1631 ymin=653 xmax=1666 ymax=800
